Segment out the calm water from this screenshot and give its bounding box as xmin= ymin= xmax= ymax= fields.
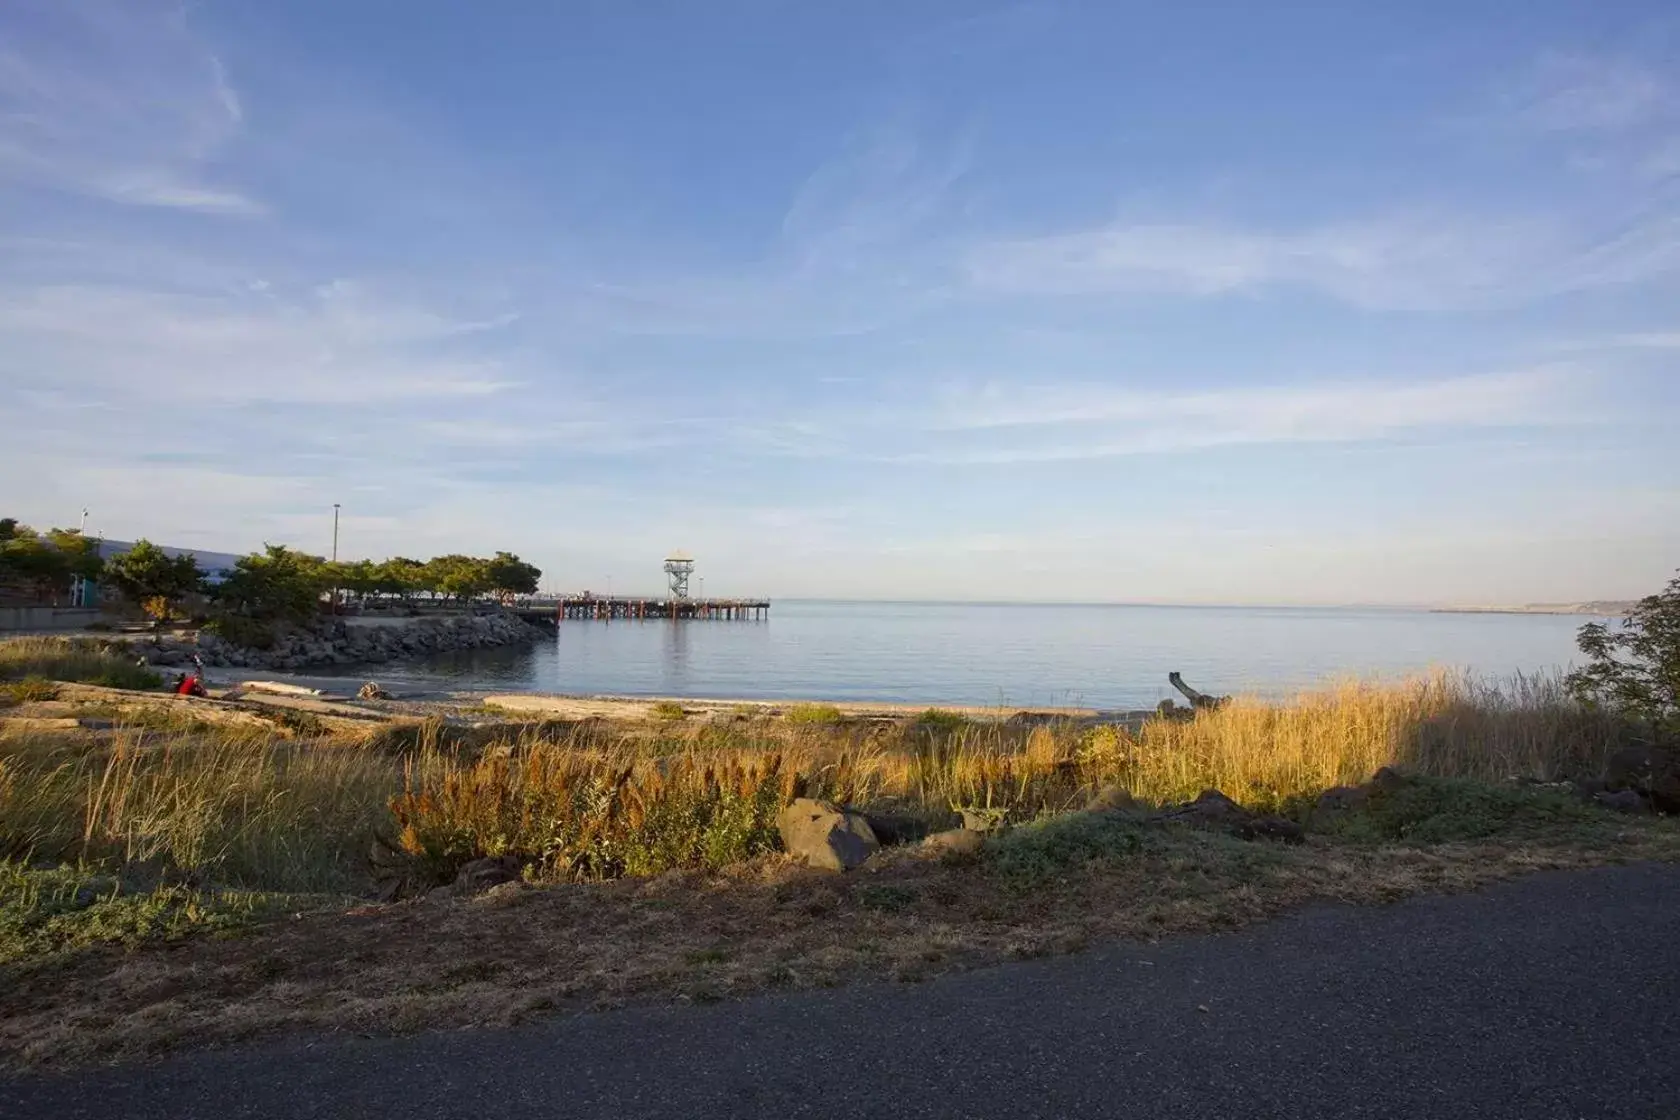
xmin=292 ymin=601 xmax=1602 ymax=709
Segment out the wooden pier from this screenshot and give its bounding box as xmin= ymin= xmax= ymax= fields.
xmin=515 ymin=596 xmax=770 ymax=623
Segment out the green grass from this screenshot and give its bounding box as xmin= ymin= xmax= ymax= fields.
xmin=987 ymin=810 xmax=1148 ymax=886
xmin=650 ymin=701 xmax=688 ymax=722
xmin=785 ymin=703 xmax=843 ymax=725
xmin=0 ymin=676 xmax=59 ymax=707
xmin=0 ymin=636 xmax=161 ymax=691
xmin=915 ymin=708 xmax=969 ymax=731
xmin=1302 ymin=774 xmax=1602 ymax=844
xmin=0 ymin=861 xmax=287 ymax=965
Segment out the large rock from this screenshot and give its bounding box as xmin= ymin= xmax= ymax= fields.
xmin=1604 ymin=745 xmax=1680 ymax=814
xmin=1314 ymin=785 xmax=1370 ymax=817
xmin=777 ymin=798 xmax=880 ymax=871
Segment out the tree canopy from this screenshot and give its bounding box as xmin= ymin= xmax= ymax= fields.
xmin=102 ymin=540 xmax=204 ymax=618
xmin=0 ymin=522 xmax=105 ymax=603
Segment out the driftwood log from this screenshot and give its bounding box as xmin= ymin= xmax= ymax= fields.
xmin=1168 ymin=672 xmax=1230 ymax=711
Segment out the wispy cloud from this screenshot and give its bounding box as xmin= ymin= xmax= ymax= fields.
xmin=900 ymin=370 xmax=1583 ymax=464
xmin=964 ymin=207 xmax=1680 ymax=311
xmin=1494 ymin=52 xmax=1675 ymax=134
xmin=0 ymin=0 xmax=258 ymax=214
xmin=0 ymin=278 xmax=518 ymax=403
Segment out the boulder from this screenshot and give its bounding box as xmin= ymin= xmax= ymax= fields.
xmin=1162 ymin=789 xmax=1250 ymax=826
xmin=777 ymin=798 xmax=880 ymax=871
xmin=1314 ymin=785 xmax=1370 ymax=816
xmin=1085 ymin=785 xmax=1138 ymax=812
xmin=860 ymin=810 xmax=930 ymax=847
xmin=452 ymin=855 xmax=522 ymax=895
xmin=1370 ymin=767 xmax=1409 ymax=795
xmin=1594 ymin=789 xmax=1650 ymax=815
xmin=1604 ymin=745 xmax=1680 ymax=814
xmin=920 ymin=828 xmax=985 ymax=858
xmin=958 ymin=807 xmax=1009 ymax=833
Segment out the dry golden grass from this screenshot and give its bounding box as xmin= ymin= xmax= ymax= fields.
xmin=1 ymin=672 xmax=1633 ymax=895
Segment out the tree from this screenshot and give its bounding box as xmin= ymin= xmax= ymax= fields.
xmin=211 ymin=545 xmax=328 ymax=624
xmin=375 ymin=557 xmax=426 ymax=600
xmin=45 ymin=528 xmax=104 ymax=584
xmin=0 ymin=518 xmax=17 ymax=541
xmin=1567 ymin=571 xmax=1680 ymax=735
xmin=425 ymin=554 xmax=490 ymax=602
xmin=103 ymin=540 xmax=203 ymax=620
xmin=0 ymin=525 xmax=68 ymax=601
xmin=484 ymin=551 xmax=541 ymax=600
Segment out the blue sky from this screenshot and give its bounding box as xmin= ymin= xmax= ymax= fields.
xmin=2 ymin=1 xmax=1677 ymax=604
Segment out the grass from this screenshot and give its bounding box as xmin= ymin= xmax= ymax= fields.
xmin=0 ymin=636 xmax=161 ymax=691
xmin=0 ymin=861 xmax=285 ymax=965
xmin=0 ymin=676 xmax=58 ymax=707
xmin=785 ymin=703 xmax=843 ymax=725
xmin=0 ymin=669 xmax=1673 ymax=1067
xmin=0 ymin=726 xmax=395 ymax=893
xmin=649 ymin=700 xmax=687 ymax=722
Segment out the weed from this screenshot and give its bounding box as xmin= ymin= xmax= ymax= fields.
xmin=650 ymin=701 xmax=687 ymax=722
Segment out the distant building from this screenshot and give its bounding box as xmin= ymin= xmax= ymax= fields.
xmin=96 ymin=540 xmax=241 ymax=584
xmin=80 ymin=540 xmax=243 ymax=605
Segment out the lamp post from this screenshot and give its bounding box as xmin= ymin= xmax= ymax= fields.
xmin=331 ymin=504 xmax=341 ymax=614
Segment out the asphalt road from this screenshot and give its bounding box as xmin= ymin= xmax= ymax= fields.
xmin=5 ymin=863 xmax=1679 ymax=1120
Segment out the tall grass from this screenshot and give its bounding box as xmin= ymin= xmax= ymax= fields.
xmin=0 ymin=726 xmax=396 ymax=892
xmin=0 ymin=636 xmax=161 ymax=690
xmin=0 ymin=672 xmax=1634 ymax=895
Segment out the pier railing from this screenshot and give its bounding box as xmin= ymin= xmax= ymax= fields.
xmin=512 ymin=596 xmax=770 ymax=621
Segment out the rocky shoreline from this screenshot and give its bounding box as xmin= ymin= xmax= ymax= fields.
xmin=118 ymin=611 xmax=551 ymax=672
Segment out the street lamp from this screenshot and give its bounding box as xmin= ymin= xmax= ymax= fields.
xmin=331 ymin=504 xmax=341 ymax=614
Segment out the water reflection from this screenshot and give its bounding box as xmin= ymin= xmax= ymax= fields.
xmin=661 ymin=619 xmax=691 ymax=694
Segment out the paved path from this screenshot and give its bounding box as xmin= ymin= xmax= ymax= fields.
xmin=5 ymin=863 xmax=1679 ymax=1120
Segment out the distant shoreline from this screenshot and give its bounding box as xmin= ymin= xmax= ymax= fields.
xmin=1430 ymin=603 xmax=1632 ymax=617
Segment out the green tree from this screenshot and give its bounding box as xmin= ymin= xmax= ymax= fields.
xmin=484 ymin=551 xmax=541 ymax=599
xmin=425 ymin=554 xmax=490 ymax=602
xmin=103 ymin=540 xmax=203 ymax=620
xmin=375 ymin=557 xmax=426 ymax=599
xmin=1567 ymin=571 xmax=1680 ymax=735
xmin=0 ymin=525 xmax=68 ymax=600
xmin=211 ymin=545 xmax=328 ymax=624
xmin=0 ymin=518 xmax=18 ymax=541
xmin=45 ymin=529 xmax=104 ymax=584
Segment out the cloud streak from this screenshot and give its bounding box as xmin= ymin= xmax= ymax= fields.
xmin=0 ymin=0 xmax=258 ymax=214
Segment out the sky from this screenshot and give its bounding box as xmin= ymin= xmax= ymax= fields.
xmin=2 ymin=0 xmax=1677 ymax=605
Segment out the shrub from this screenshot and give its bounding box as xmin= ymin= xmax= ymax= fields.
xmin=650 ymin=701 xmax=688 ymax=722
xmin=786 ymin=703 xmax=843 ymax=725
xmin=1567 ymin=572 xmax=1680 ymax=735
